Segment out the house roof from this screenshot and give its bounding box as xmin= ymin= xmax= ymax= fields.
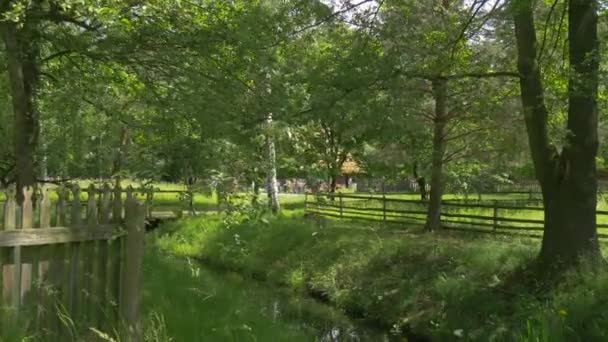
xmin=341 ymin=160 xmax=361 ymax=174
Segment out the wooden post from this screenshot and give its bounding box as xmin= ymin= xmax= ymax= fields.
xmin=3 ymin=186 xmax=16 ymax=230
xmin=38 ymin=185 xmax=52 ymax=324
xmin=3 ymin=186 xmax=16 ymax=305
xmin=112 ymin=184 xmax=123 ymax=223
xmin=20 ymin=187 xmax=34 ymax=229
xmin=56 ymin=186 xmax=68 ymax=226
xmin=87 ymin=184 xmax=98 ymax=227
xmin=145 ymin=189 xmax=154 ymax=219
xmin=493 ymin=200 xmax=498 ymax=232
xmin=39 ymin=186 xmax=51 ymax=229
xmin=188 ymin=189 xmax=195 ymax=216
xmin=100 ymin=184 xmax=112 ymax=224
xmin=121 ymin=196 xmax=146 ymax=341
xmin=382 ymin=192 xmax=387 ymax=224
xmin=126 ymin=186 xmax=134 ymax=203
xmin=11 ymin=187 xmax=33 ymax=310
xmin=71 ymin=185 xmax=82 ymax=226
xmin=69 ymin=184 xmax=82 ymax=318
xmin=339 ymin=192 xmax=343 ymax=218
xmin=85 ymin=184 xmax=98 ymax=326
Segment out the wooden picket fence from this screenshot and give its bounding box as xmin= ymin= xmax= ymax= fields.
xmin=306 ymin=192 xmax=608 ymax=238
xmin=0 ymin=184 xmax=146 ymax=340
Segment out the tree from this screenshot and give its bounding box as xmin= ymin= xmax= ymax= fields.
xmin=512 ymin=0 xmax=602 ymax=266
xmin=285 ymin=24 xmax=384 ymax=194
xmin=1 ymin=0 xmax=138 ymax=194
xmin=2 ymin=4 xmax=41 ymax=197
xmin=378 ymin=0 xmax=519 ymax=230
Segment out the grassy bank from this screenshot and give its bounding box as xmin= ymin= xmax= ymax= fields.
xmin=141 ymin=248 xmax=314 ymax=341
xmin=157 ymin=213 xmax=608 ymax=341
xmin=143 ymin=246 xmax=397 ymax=341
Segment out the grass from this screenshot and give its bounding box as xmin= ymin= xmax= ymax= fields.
xmin=156 ymin=212 xmax=608 ymax=341
xmin=141 ymin=247 xmax=316 ymax=342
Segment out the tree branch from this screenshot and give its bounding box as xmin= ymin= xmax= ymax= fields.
xmin=449 ymin=0 xmax=489 ymax=59
xmin=41 ymin=49 xmax=75 ymax=63
xmin=264 ymin=0 xmax=376 ymax=48
xmin=442 ymin=145 xmax=468 ymax=164
xmin=39 ymin=71 xmax=59 ymax=83
xmin=446 ymin=71 xmax=521 ymax=79
xmin=537 ymin=0 xmax=560 ymax=61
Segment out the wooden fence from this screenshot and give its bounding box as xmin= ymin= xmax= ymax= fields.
xmin=306 ymin=192 xmax=608 ymax=238
xmin=0 ymin=184 xmax=146 ymax=340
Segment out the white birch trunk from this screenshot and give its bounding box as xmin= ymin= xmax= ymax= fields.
xmin=265 ymin=113 xmax=280 ymax=213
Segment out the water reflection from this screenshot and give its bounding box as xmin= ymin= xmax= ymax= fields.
xmin=249 ymin=281 xmax=397 ymax=341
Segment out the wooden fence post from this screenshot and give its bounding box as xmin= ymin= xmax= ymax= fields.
xmin=112 ymin=184 xmax=123 ymax=223
xmin=11 ymin=187 xmax=33 ymax=310
xmin=339 ymin=192 xmax=343 ymax=218
xmin=3 ymin=186 xmax=16 ymax=305
xmin=39 ymin=186 xmax=51 ymax=229
xmin=145 ymin=189 xmax=154 ymax=219
xmin=382 ymin=192 xmax=387 ymax=224
xmin=56 ymin=186 xmax=68 ymax=226
xmin=3 ymin=186 xmax=16 ymax=230
xmin=71 ymin=185 xmax=82 ymax=226
xmin=121 ymin=196 xmax=146 ymax=342
xmin=21 ymin=187 xmax=34 ymax=229
xmin=69 ymin=184 xmax=83 ymax=316
xmin=100 ymin=184 xmax=112 ymax=224
xmin=493 ymin=200 xmax=498 ymax=232
xmin=188 ymin=189 xmax=195 ymax=216
xmin=87 ymin=184 xmax=98 ymax=227
xmin=126 ymin=186 xmax=134 ymax=203
xmin=37 ymin=186 xmax=52 ymax=326
xmin=85 ymin=184 xmax=99 ymax=327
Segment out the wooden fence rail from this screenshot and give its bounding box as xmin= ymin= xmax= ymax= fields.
xmin=0 ymin=184 xmax=146 ymax=340
xmin=305 ymin=192 xmax=608 ymax=238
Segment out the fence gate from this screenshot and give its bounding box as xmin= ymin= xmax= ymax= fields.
xmin=0 ymin=184 xmax=146 ymax=341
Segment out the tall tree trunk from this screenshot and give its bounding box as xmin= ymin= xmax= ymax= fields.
xmin=513 ymin=0 xmax=601 ymax=266
xmin=112 ymin=125 xmax=130 ymax=188
xmin=2 ymin=23 xmax=39 ymax=201
xmin=265 ymin=114 xmax=280 ymax=214
xmin=426 ymin=78 xmax=447 ymax=231
xmin=329 ymin=174 xmax=337 ymax=194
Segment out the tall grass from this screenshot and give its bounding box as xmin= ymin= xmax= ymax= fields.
xmin=157 ymin=212 xmax=608 ymax=341
xmin=141 ymin=247 xmax=314 ymax=342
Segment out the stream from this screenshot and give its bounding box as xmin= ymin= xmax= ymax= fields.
xmin=143 ymin=251 xmax=402 ymax=341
